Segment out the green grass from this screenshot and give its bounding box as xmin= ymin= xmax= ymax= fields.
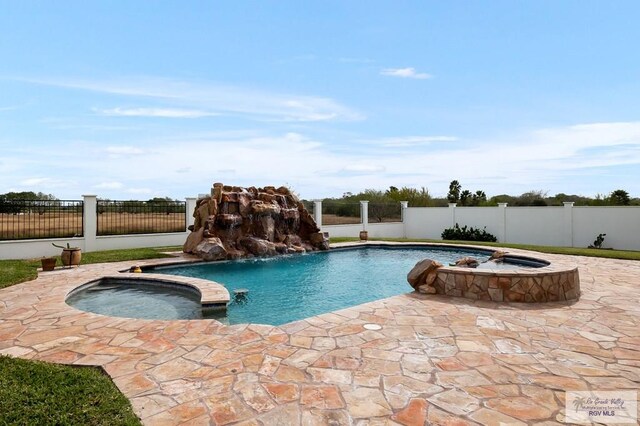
xmin=81 ymin=246 xmax=180 ymax=264
xmin=330 ymin=237 xmax=640 ymax=261
xmin=0 ymin=259 xmax=40 ymax=290
xmin=0 ymin=356 xmax=140 ymax=425
xmin=0 ymin=246 xmax=180 ymax=290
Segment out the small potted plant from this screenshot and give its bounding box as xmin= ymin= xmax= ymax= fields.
xmin=41 ymin=256 xmax=57 ymax=271
xmin=52 ymin=242 xmax=82 ymax=267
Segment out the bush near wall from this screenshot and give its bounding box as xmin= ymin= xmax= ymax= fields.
xmin=442 ymin=223 xmax=497 ymax=242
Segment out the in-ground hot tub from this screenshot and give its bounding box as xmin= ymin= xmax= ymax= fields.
xmin=65 ymin=274 xmax=229 ymax=320
xmin=408 ymin=250 xmax=580 ymax=303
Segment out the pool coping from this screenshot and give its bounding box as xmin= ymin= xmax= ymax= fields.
xmin=66 ymin=273 xmax=230 ymax=312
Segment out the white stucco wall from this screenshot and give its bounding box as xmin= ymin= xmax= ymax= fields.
xmin=504 ymin=207 xmax=566 ymax=246
xmin=573 ymin=207 xmax=640 ymax=250
xmin=403 ymin=207 xmax=451 ymax=239
xmin=454 ymin=207 xmax=501 ymax=237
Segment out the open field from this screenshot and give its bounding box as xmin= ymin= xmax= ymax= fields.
xmin=322 ymin=213 xmax=401 ymax=225
xmin=97 ymin=212 xmax=186 ymax=235
xmin=0 ymin=212 xmax=186 ymax=240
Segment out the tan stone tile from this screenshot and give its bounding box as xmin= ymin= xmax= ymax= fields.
xmin=275 ymin=364 xmax=308 ymax=382
xmin=113 ymin=372 xmax=157 ymax=397
xmin=300 ymin=385 xmax=345 ymax=409
xmin=256 ymin=403 xmax=301 ymax=424
xmin=311 ymin=336 xmax=336 ymax=351
xmin=427 ymin=389 xmax=479 ymax=416
xmin=343 ymin=387 xmax=392 ymax=419
xmin=147 ymin=357 xmax=201 ymax=382
xmin=457 ymin=351 xmax=494 ymax=367
xmin=391 ymin=398 xmax=427 ymax=426
xmin=129 ymin=394 xmax=177 ymax=419
xmin=435 ymin=357 xmax=467 ymax=371
xmin=469 ymin=408 xmax=526 ymax=425
xmin=206 ymin=393 xmax=254 ymax=425
xmin=285 ymin=348 xmax=323 ymax=368
xmin=486 ymin=396 xmax=554 ymax=420
xmin=437 ymin=369 xmax=492 ymax=387
xmin=427 ymin=405 xmax=479 ymax=425
xmin=262 ymin=382 xmax=299 ymax=403
xmin=300 ymin=408 xmax=351 ymax=426
xmin=234 ymin=378 xmax=276 ymax=413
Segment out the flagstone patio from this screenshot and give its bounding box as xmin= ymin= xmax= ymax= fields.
xmin=1 ymin=245 xmax=639 ymax=425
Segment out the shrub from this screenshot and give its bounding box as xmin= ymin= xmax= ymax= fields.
xmin=441 ymin=223 xmax=497 ymax=242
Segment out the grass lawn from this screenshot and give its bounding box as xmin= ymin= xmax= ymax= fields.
xmin=0 ymin=356 xmax=140 ymax=425
xmin=329 ymin=237 xmax=640 ymax=261
xmin=0 ymin=246 xmax=180 ymax=290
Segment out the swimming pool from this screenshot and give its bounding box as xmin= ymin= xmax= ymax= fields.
xmin=151 ymin=245 xmax=506 ymax=325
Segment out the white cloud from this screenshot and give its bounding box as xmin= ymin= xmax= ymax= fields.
xmin=364 ymin=136 xmax=458 ymax=147
xmin=97 ymin=107 xmax=219 ymax=118
xmin=94 ymin=181 xmax=123 ymax=189
xmin=16 ymin=177 xmax=70 ymax=189
xmin=18 ymin=76 xmax=364 ymax=122
xmin=126 ymin=188 xmax=152 ymax=194
xmin=3 ymin=122 xmax=640 ymax=199
xmin=342 ymin=164 xmax=386 ymax=173
xmin=105 ymin=146 xmax=145 ymax=156
xmin=380 ymin=67 xmax=432 ymax=79
xmin=20 ymin=177 xmax=52 ymax=186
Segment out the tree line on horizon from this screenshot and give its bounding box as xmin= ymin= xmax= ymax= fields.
xmin=2 ymin=184 xmax=638 ymax=212
xmin=0 ymin=192 xmax=185 ymax=215
xmin=316 ymin=180 xmax=639 ymax=208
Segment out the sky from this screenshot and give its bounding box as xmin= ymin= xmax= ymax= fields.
xmin=1 ymin=1 xmax=640 ymax=201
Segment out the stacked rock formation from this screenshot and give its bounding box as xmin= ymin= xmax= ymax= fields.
xmin=184 ymin=183 xmax=329 ymax=261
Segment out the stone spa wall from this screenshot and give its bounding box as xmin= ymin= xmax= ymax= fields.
xmin=408 ymin=255 xmax=580 ymax=303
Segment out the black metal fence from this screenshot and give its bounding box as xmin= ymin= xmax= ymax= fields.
xmin=322 ymin=201 xmax=362 ymax=225
xmin=368 ymin=202 xmax=402 ymax=223
xmin=0 ymin=199 xmax=84 ymax=240
xmin=96 ymin=200 xmax=187 ymax=235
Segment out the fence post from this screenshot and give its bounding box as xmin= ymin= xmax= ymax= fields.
xmin=497 ymin=203 xmax=508 ymax=242
xmin=448 ymin=203 xmax=457 ymax=228
xmin=313 ymin=200 xmax=323 ymax=229
xmin=400 ymin=201 xmax=409 ymax=238
xmin=83 ymin=195 xmax=97 ymax=252
xmin=360 ymin=201 xmax=369 ymax=231
xmin=563 ymin=202 xmax=574 ymax=247
xmin=185 ymin=197 xmax=197 ymax=229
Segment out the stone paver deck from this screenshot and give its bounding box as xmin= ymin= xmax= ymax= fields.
xmin=1 ymin=246 xmax=639 ymax=425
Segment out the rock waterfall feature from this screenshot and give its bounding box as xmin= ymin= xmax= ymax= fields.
xmin=184 ymin=183 xmax=329 ymax=260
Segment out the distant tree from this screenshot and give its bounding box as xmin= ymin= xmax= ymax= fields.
xmin=447 ymin=180 xmax=461 ymax=203
xmin=465 ymin=190 xmax=487 ymax=206
xmin=489 ymin=194 xmax=516 ymax=206
xmin=385 ymin=186 xmax=432 ymax=207
xmin=513 ymin=190 xmax=548 ymax=206
xmin=459 ymin=190 xmax=472 ymax=206
xmin=608 ymin=189 xmax=630 ymax=206
xmin=0 ymin=191 xmax=58 ymax=214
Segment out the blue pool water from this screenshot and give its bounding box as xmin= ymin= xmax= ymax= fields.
xmin=153 ymin=246 xmax=495 ymax=325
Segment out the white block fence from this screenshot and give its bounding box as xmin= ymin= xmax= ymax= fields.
xmin=401 ymin=202 xmax=640 ymax=251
